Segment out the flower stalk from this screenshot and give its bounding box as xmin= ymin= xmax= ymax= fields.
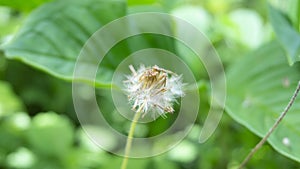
xmin=120 ymin=65 xmax=185 ymax=169
xmin=120 ymin=110 xmax=142 ymax=169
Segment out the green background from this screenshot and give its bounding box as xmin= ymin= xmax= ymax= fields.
xmin=0 ymin=0 xmax=300 ymax=168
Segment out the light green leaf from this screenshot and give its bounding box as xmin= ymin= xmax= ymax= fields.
xmin=168 ymin=140 xmax=197 ymax=163
xmin=3 ymin=0 xmax=127 ymax=87
xmin=26 ymin=112 xmax=74 ymax=157
xmin=226 ymin=41 xmax=300 ymax=162
xmin=227 ymin=9 xmax=266 ymax=49
xmin=171 ymin=5 xmax=212 ymax=35
xmin=0 ymin=112 xmax=29 ymax=153
xmin=269 ymin=4 xmax=300 ymax=65
xmin=0 ymin=81 xmax=23 ymax=116
xmin=6 ymin=147 xmax=36 ymax=169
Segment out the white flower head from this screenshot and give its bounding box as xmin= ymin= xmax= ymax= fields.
xmin=123 ymin=64 xmax=185 ymax=118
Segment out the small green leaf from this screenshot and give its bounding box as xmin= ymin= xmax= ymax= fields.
xmin=26 ymin=112 xmax=74 ymax=157
xmin=269 ymin=4 xmax=300 ymax=65
xmin=226 ymin=41 xmax=300 ymax=162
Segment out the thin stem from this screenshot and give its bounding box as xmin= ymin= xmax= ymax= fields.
xmin=120 ymin=110 xmax=142 ymax=169
xmin=238 ymin=81 xmax=300 ymax=169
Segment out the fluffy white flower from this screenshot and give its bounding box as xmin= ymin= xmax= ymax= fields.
xmin=123 ymin=65 xmax=184 ymax=118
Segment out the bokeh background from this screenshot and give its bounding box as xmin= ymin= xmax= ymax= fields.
xmin=0 ymin=0 xmax=300 ymax=169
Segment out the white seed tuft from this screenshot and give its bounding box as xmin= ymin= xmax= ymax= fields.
xmin=123 ymin=65 xmax=185 ymax=118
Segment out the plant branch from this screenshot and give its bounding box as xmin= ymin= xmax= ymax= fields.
xmin=120 ymin=110 xmax=142 ymax=169
xmin=238 ymin=80 xmax=300 ymax=169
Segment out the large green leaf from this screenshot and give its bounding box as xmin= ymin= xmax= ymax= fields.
xmin=226 ymin=42 xmax=300 ymax=162
xmin=2 ymin=0 xmax=178 ymax=87
xmin=2 ymin=0 xmax=127 ymax=87
xmin=269 ymin=4 xmax=300 ymax=65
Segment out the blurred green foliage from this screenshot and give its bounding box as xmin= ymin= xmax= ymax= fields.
xmin=0 ymin=0 xmax=300 ymax=169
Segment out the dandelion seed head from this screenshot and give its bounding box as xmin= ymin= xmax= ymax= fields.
xmin=123 ymin=65 xmax=185 ymax=118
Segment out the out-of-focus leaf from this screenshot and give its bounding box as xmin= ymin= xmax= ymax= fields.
xmin=228 ymin=9 xmax=266 ymax=48
xmin=269 ymin=4 xmax=300 ymax=65
xmin=0 ymin=113 xmax=30 ymax=154
xmin=168 ymin=140 xmax=197 ymax=163
xmin=171 ymin=5 xmax=212 ymax=35
xmin=226 ymin=41 xmax=300 ymax=162
xmin=0 ymin=80 xmax=23 ymax=116
xmin=26 ymin=112 xmax=74 ymax=157
xmin=0 ymin=7 xmax=22 ymax=39
xmin=206 ymin=0 xmax=229 ymax=14
xmin=6 ymin=147 xmax=36 ymax=169
xmin=269 ymin=0 xmax=300 ymax=30
xmin=153 ymin=155 xmax=179 ymax=169
xmin=4 ymin=112 xmax=30 ymax=131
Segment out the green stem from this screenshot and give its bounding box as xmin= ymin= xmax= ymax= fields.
xmin=121 ymin=111 xmax=142 ymax=169
xmin=238 ymin=81 xmax=300 ymax=169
